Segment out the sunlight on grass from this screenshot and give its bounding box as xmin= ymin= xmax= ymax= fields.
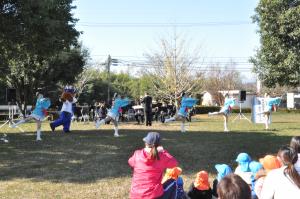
xmin=0 ymin=112 xmax=299 ymax=198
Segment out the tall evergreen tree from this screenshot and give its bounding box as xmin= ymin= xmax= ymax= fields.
xmin=251 ymin=0 xmax=300 ymax=87
xmin=0 ymin=0 xmax=87 ymax=112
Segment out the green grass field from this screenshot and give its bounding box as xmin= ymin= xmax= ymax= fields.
xmin=0 ymin=113 xmax=299 ymax=199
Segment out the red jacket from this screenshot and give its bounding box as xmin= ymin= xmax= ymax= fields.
xmin=128 ymin=148 xmax=178 ymax=199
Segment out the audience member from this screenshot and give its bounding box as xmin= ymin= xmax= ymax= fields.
xmin=254 ymin=155 xmax=281 ymax=198
xmin=261 ymin=146 xmax=300 ymax=199
xmin=249 ymin=161 xmax=263 ymax=199
xmin=162 ymin=167 xmax=186 ymax=199
xmin=187 ymin=170 xmax=212 ymax=199
xmin=290 ymin=136 xmax=300 ymax=174
xmin=128 ymin=132 xmax=178 ymax=199
xmin=212 ymin=164 xmax=232 ymax=197
xmin=217 ymin=173 xmax=251 ymax=199
xmin=234 ymin=153 xmax=252 ymax=185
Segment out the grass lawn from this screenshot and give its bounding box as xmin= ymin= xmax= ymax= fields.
xmin=0 ymin=112 xmax=299 ymax=199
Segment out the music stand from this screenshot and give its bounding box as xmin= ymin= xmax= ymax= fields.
xmin=0 ymin=102 xmax=24 ymax=133
xmin=232 ymin=101 xmax=251 ymax=123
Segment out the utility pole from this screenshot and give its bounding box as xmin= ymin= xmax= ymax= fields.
xmin=106 ymin=55 xmax=112 ymax=104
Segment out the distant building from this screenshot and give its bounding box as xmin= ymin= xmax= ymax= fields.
xmin=201 ymin=90 xmax=256 ymax=108
xmin=201 ymin=91 xmax=214 ymax=106
xmin=287 ymin=93 xmax=300 ymax=109
xmin=218 ymin=90 xmax=256 ymax=109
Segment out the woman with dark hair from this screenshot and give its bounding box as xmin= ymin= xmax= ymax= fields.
xmin=217 ymin=173 xmax=251 ymax=199
xmin=290 ymin=136 xmax=300 ymax=174
xmin=128 ymin=132 xmax=178 ymax=199
xmin=261 ymin=146 xmax=300 ymax=199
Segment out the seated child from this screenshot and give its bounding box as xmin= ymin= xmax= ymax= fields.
xmin=212 ymin=164 xmax=232 ymax=197
xmin=234 ymin=153 xmax=252 ymax=185
xmin=249 ymin=161 xmax=263 ymax=199
xmin=187 ymin=170 xmax=212 ymax=199
xmin=254 ymin=155 xmax=281 ymax=198
xmin=162 ymin=167 xmax=186 ymax=199
xmin=217 ymin=174 xmax=251 ymax=199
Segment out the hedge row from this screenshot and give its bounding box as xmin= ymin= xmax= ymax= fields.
xmin=194 ymin=106 xmax=221 ymax=114
xmin=194 ymin=106 xmax=300 ymax=114
xmin=193 ymin=106 xmax=253 ymax=114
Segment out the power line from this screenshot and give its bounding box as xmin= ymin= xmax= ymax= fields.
xmin=77 ymin=21 xmax=252 ymax=28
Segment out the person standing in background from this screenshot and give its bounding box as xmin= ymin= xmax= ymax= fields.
xmin=142 ymin=92 xmax=153 ymax=126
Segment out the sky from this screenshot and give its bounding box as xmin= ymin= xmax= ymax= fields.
xmin=73 ymin=0 xmax=260 ymax=81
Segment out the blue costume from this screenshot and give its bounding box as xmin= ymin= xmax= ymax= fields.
xmin=178 ymin=97 xmax=197 ymax=117
xmin=220 ymin=98 xmax=236 ymax=115
xmin=12 ymin=95 xmax=51 ymax=141
xmin=264 ymin=97 xmax=281 ymax=113
xmin=95 ymin=97 xmax=130 ymax=137
xmin=31 ymin=97 xmax=51 ymax=121
xmin=107 ymin=98 xmax=130 ymax=120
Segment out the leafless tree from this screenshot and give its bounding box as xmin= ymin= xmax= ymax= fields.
xmin=143 ymin=32 xmax=205 ymax=105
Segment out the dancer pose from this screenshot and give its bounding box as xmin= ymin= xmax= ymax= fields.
xmin=12 ymin=90 xmax=51 ymax=141
xmin=50 ymin=86 xmax=77 ymax=133
xmin=164 ymin=92 xmax=197 ymax=133
xmin=208 ymin=94 xmax=236 ymax=132
xmin=95 ymin=93 xmax=130 ymax=137
xmin=261 ymin=93 xmax=281 ymax=130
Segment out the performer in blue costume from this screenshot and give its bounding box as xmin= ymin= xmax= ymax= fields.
xmin=50 ymin=86 xmax=77 ymax=133
xmin=12 ymin=89 xmax=51 ymax=141
xmin=164 ymin=92 xmax=197 ymax=133
xmin=208 ymin=93 xmax=236 ymax=132
xmin=95 ymin=93 xmax=130 ymax=137
xmin=261 ymin=93 xmax=281 ymax=130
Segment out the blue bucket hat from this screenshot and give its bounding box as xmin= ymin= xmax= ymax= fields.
xmin=249 ymin=161 xmax=263 ymax=176
xmin=143 ymin=132 xmax=161 ymax=146
xmin=215 ymin=164 xmax=232 ymax=181
xmin=236 ymin=153 xmax=251 ymax=172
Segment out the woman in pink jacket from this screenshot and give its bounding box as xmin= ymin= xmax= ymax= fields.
xmin=128 ymin=132 xmax=178 ymax=199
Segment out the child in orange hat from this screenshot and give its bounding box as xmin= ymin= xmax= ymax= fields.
xmin=254 ymin=155 xmax=281 ymax=198
xmin=187 ymin=170 xmax=212 ymax=199
xmin=162 ymin=167 xmax=186 ymax=199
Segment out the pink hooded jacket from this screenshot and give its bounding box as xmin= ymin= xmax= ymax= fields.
xmin=128 ymin=148 xmax=178 ymax=199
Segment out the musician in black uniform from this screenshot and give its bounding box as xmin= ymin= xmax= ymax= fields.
xmin=141 ymin=92 xmax=153 ymax=126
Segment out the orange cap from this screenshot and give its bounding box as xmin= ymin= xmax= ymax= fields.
xmin=162 ymin=167 xmax=182 ymax=183
xmin=194 ymin=170 xmax=210 ymax=191
xmin=259 ymin=155 xmax=281 ymax=172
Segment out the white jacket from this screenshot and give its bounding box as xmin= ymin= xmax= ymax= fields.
xmin=261 ymin=167 xmax=300 ymax=199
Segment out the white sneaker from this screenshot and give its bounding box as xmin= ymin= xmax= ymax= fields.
xmin=114 ymin=133 xmax=120 ymax=137
xmin=224 ymin=129 xmax=229 ymax=132
xmin=36 ymin=138 xmax=42 ymax=141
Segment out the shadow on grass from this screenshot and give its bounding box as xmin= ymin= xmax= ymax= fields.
xmin=0 ymin=129 xmax=293 ymax=183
